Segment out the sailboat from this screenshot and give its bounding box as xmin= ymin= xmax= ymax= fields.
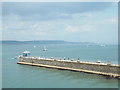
xmin=43 ymin=46 xmax=47 ymax=51
xmin=86 ymin=44 xmax=89 ymax=47
xmin=33 ymin=45 xmax=36 ymax=48
xmin=100 ymin=44 xmax=106 ymax=47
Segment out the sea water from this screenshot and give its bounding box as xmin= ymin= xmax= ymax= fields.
xmin=2 ymin=44 xmax=119 ymax=88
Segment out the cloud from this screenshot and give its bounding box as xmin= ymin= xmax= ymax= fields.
xmin=108 ymin=18 xmax=118 ymax=23
xmin=66 ymin=25 xmax=79 ymax=32
xmin=2 ymin=2 xmax=113 ymax=21
xmin=66 ymin=24 xmax=96 ymax=32
xmin=2 ymin=2 xmax=118 ymax=44
xmin=98 ymin=18 xmax=118 ymax=25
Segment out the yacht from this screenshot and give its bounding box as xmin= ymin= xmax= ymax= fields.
xmin=43 ymin=46 xmax=47 ymax=51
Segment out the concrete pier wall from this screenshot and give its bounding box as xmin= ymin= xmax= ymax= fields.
xmin=18 ymin=57 xmax=119 ymax=75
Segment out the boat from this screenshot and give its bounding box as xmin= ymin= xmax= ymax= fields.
xmin=86 ymin=45 xmax=89 ymax=47
xmin=100 ymin=44 xmax=106 ymax=47
xmin=43 ymin=46 xmax=47 ymax=51
xmin=33 ymin=45 xmax=36 ymax=48
xmin=97 ymin=60 xmax=101 ymax=63
xmin=22 ymin=51 xmax=30 ymax=57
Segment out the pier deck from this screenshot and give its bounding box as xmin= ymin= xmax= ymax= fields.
xmin=17 ymin=57 xmax=120 ymax=79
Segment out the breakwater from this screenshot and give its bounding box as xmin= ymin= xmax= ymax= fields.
xmin=17 ymin=57 xmax=120 ymax=79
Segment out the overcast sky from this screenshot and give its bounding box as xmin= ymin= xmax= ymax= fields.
xmin=2 ymin=2 xmax=118 ymax=44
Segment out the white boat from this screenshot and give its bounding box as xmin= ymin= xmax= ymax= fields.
xmin=100 ymin=44 xmax=106 ymax=47
xmin=97 ymin=60 xmax=101 ymax=63
xmin=86 ymin=45 xmax=89 ymax=47
xmin=12 ymin=56 xmax=18 ymax=59
xmin=33 ymin=45 xmax=36 ymax=48
xmin=43 ymin=46 xmax=47 ymax=51
xmin=23 ymin=51 xmax=30 ymax=57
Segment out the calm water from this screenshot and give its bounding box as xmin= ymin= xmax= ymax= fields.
xmin=2 ymin=44 xmax=119 ymax=88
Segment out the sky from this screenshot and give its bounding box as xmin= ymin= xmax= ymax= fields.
xmin=2 ymin=2 xmax=118 ymax=44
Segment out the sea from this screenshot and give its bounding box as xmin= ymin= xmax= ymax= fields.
xmin=1 ymin=43 xmax=119 ymax=88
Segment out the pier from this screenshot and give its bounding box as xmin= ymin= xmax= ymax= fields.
xmin=17 ymin=56 xmax=120 ymax=79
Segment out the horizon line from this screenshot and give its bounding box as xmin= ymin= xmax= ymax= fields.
xmin=0 ymin=40 xmax=118 ymax=45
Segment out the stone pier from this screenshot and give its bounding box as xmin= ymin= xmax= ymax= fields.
xmin=17 ymin=57 xmax=120 ymax=79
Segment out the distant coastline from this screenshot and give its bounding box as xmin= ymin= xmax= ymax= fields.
xmin=1 ymin=40 xmax=99 ymax=45
xmin=0 ymin=40 xmax=117 ymax=45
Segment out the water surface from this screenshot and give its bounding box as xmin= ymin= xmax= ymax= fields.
xmin=2 ymin=44 xmax=118 ymax=88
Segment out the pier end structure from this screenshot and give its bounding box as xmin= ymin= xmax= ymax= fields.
xmin=17 ymin=57 xmax=120 ymax=79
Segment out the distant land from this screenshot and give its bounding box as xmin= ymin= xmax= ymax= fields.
xmin=1 ymin=40 xmax=99 ymax=45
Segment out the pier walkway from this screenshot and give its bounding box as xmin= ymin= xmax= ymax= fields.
xmin=17 ymin=57 xmax=120 ymax=79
